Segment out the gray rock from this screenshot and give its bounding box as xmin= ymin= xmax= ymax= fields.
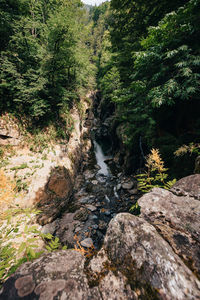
xmin=91 ymin=180 xmax=98 ymax=185
xmin=41 ymin=220 xmax=58 ymax=235
xmin=89 ymin=214 xmax=98 ymax=220
xmin=170 ymin=174 xmax=200 ymax=200
xmin=79 ymin=196 xmax=95 ymax=204
xmin=55 ymin=213 xmax=81 ymax=246
xmin=0 ymin=251 xmax=101 ymax=300
xmin=128 ymin=188 xmax=138 ymax=195
xmin=103 ymin=213 xmax=200 ymax=299
xmin=116 ymin=184 xmax=121 ymax=191
xmin=104 ymin=210 xmax=111 ymax=216
xmin=83 ymin=170 xmax=95 ymax=180
xmin=121 ymin=182 xmax=134 ymax=190
xmin=86 ymin=205 xmax=97 ymax=212
xmin=139 ymin=187 xmax=200 ymax=276
xmin=80 ymin=238 xmax=93 ymax=248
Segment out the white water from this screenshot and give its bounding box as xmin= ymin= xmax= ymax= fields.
xmin=93 ymin=140 xmax=110 ymax=176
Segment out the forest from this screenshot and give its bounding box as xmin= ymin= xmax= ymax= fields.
xmin=1 ymin=0 xmax=200 ymax=177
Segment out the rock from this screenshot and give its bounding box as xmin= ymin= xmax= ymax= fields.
xmin=85 ymin=204 xmax=97 ymax=212
xmin=74 ymin=208 xmax=89 ymax=222
xmin=79 ymin=196 xmax=95 ymax=204
xmin=41 ymin=220 xmax=58 ymax=235
xmin=48 ymin=167 xmax=72 ymax=198
xmin=139 ymin=187 xmax=200 ymax=277
xmin=0 ymin=250 xmax=101 ymax=300
xmin=195 ymin=156 xmax=200 ymax=174
xmin=104 ymin=158 xmax=113 ymax=164
xmin=91 ymin=180 xmax=98 ymax=185
xmin=2 ymin=213 xmax=200 ymax=299
xmin=98 ymin=220 xmax=107 ymax=231
xmin=80 ymin=238 xmax=93 ymax=248
xmin=94 ymin=164 xmax=101 ymax=170
xmin=170 ymin=174 xmax=200 ymax=200
xmin=116 ymin=184 xmax=121 ymax=191
xmin=55 ymin=213 xmax=81 ymax=246
xmin=89 ymin=215 xmax=98 ymax=220
xmin=0 ymin=116 xmax=20 ymax=145
xmin=104 ymin=210 xmax=111 ymax=216
xmin=102 ymin=213 xmax=200 ymax=299
xmin=128 ymin=188 xmax=138 ymax=195
xmin=83 ymin=170 xmax=95 ymax=180
xmin=121 ymin=182 xmax=134 ymax=190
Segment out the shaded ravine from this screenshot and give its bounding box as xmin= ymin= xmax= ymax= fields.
xmin=48 ymin=108 xmax=140 ymax=250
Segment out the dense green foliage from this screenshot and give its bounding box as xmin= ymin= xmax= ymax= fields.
xmin=0 ymin=0 xmax=94 ymax=126
xmin=97 ymin=0 xmax=200 ymax=176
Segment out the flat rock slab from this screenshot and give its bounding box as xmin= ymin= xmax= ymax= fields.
xmin=139 ymin=187 xmax=200 ymax=278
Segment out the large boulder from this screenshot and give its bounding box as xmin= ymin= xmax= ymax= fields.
xmin=100 ymin=213 xmax=200 ymax=299
xmin=0 ymin=250 xmax=100 ymax=300
xmin=139 ymin=187 xmax=200 ymax=278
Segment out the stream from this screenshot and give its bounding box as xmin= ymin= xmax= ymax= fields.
xmin=50 ymin=116 xmax=139 ymax=250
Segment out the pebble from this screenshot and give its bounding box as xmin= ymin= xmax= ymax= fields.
xmin=117 ymin=184 xmax=122 ymax=191
xmin=80 ymin=238 xmax=94 ymax=248
xmin=128 ymin=188 xmax=138 ymax=195
xmin=91 ymin=180 xmax=98 ymax=185
xmin=79 ymin=196 xmax=95 ymax=204
xmin=90 ymin=215 xmax=98 ymax=220
xmin=86 ymin=205 xmax=97 ymax=212
xmin=74 ymin=226 xmax=82 ymax=233
xmin=122 ymin=182 xmax=134 ymax=190
xmin=105 ymin=210 xmax=111 ymax=216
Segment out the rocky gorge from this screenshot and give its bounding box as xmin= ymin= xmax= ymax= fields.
xmin=0 ymin=92 xmax=200 ymax=299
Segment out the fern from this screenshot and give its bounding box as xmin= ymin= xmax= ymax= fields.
xmin=136 ymin=149 xmax=176 ymax=193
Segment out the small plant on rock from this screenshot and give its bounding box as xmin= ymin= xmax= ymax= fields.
xmin=136 ymin=148 xmax=176 ymax=193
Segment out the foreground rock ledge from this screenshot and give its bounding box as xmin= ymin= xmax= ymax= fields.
xmin=139 ymin=186 xmax=200 ymax=277
xmin=1 ymin=213 xmax=200 ymax=299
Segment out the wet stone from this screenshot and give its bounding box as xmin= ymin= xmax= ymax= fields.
xmin=117 ymin=184 xmax=122 ymax=191
xmin=105 ymin=210 xmax=111 ymax=216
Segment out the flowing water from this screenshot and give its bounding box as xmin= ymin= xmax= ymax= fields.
xmin=93 ymin=140 xmax=110 ymax=176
